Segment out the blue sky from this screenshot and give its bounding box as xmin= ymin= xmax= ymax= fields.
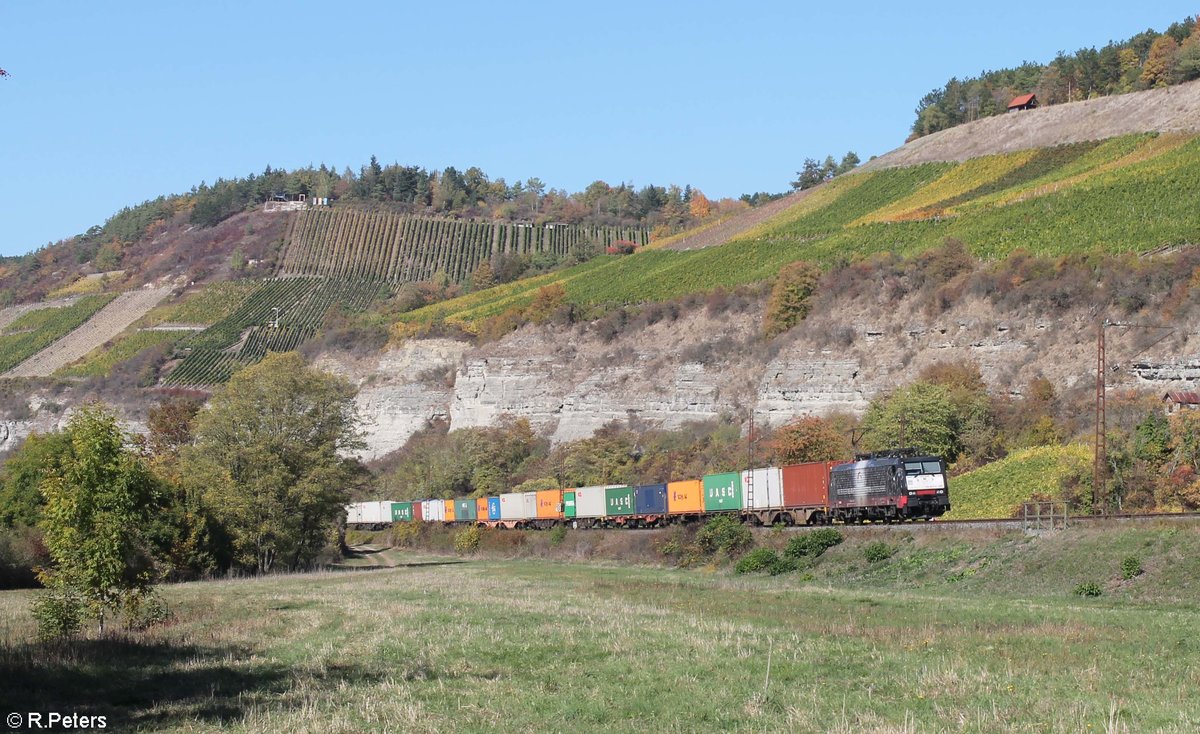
xmin=1 ymin=2 xmax=1194 ymax=256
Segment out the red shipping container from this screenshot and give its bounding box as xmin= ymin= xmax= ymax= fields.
xmin=782 ymin=462 xmax=839 ymax=507
xmin=412 ymin=501 xmax=424 ymax=521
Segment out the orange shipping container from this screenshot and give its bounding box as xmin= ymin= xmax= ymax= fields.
xmin=667 ymin=480 xmax=703 ymax=514
xmin=444 ymin=499 xmax=456 ymax=522
xmin=535 ymin=489 xmax=564 ymax=519
xmin=476 ymin=497 xmax=488 ymax=520
xmin=781 ymin=462 xmax=839 ymax=507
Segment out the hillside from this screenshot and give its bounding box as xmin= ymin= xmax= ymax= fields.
xmin=0 ymin=74 xmax=1197 ymax=477
xmin=866 ymin=78 xmax=1200 ymax=171
xmin=396 ymin=131 xmax=1199 ymax=335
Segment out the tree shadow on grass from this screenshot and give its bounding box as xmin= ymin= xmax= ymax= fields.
xmin=0 ymin=636 xmax=383 ymax=730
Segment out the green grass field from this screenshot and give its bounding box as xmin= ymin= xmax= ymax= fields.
xmin=4 ymin=525 xmax=1200 ymax=733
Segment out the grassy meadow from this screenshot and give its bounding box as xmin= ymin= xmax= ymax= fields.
xmin=3 ymin=524 xmax=1200 ymax=733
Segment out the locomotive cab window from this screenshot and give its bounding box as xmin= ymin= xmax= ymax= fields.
xmin=905 ymin=461 xmax=942 ymax=475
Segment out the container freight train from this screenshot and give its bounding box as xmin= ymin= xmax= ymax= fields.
xmin=346 ymin=451 xmax=950 ymax=530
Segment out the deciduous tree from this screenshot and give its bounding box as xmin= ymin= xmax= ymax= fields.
xmin=35 ymin=405 xmax=160 ymax=635
xmin=182 ymin=353 xmax=364 ymax=573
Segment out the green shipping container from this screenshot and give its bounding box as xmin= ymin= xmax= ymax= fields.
xmin=605 ymin=486 xmax=635 ymax=516
xmin=454 ymin=499 xmax=478 ymax=521
xmin=563 ymin=490 xmax=577 ymax=519
xmin=392 ymin=502 xmax=413 ymax=522
xmin=703 ymin=472 xmax=742 ymax=512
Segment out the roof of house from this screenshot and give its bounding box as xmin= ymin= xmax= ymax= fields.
xmin=1008 ymin=93 xmax=1037 ymax=108
xmin=1164 ymin=390 xmax=1200 ymax=405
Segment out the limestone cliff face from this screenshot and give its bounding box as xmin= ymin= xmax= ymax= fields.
xmin=324 ymin=293 xmax=1197 ymax=460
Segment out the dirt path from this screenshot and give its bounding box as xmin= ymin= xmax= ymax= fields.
xmin=4 ymin=287 xmax=172 ymax=377
xmin=660 ymin=187 xmax=818 ymax=251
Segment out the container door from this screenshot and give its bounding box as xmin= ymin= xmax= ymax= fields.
xmin=563 ymin=491 xmax=576 ymax=519
xmin=634 ymin=484 xmax=668 ymax=514
xmin=522 ymin=492 xmax=538 ymax=519
xmin=703 ymin=472 xmax=742 ymax=512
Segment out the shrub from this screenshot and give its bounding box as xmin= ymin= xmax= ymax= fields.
xmin=735 ymin=548 xmax=781 ymax=574
xmin=31 ymin=588 xmax=85 ymax=642
xmin=1121 ymin=556 xmax=1144 ymax=580
xmin=763 ymin=261 xmax=821 ymax=337
xmin=123 ymin=592 xmax=171 ymax=632
xmin=695 ymin=515 xmax=753 ymax=557
xmin=864 ymin=542 xmax=894 ymax=563
xmin=1074 ymin=581 xmax=1103 ymax=597
xmin=549 ymin=526 xmax=568 ymax=545
xmin=735 ymin=548 xmax=801 ymax=575
xmin=390 ymin=520 xmax=422 ymax=548
xmin=784 ymin=528 xmax=844 ymax=559
xmin=453 ymin=526 xmax=481 ymax=555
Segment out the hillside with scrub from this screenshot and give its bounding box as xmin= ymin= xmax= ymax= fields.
xmin=394 ymin=131 xmax=1200 ymax=338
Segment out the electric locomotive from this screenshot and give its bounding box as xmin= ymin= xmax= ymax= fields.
xmin=828 ymin=449 xmax=950 ymax=523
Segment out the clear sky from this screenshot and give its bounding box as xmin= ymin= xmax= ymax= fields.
xmin=1 ymin=2 xmax=1194 ymax=256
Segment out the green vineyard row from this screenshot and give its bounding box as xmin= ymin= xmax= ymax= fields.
xmin=0 ymin=295 xmax=117 ymax=374
xmin=165 ymin=278 xmax=388 ymax=385
xmin=278 ymin=209 xmax=649 ymax=282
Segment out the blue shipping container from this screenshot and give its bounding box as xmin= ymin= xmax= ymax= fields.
xmin=487 ymin=497 xmax=501 ymax=521
xmin=634 ymin=484 xmax=668 ymax=515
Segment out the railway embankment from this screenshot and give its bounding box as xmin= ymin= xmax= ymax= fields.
xmin=346 ymin=518 xmax=1200 ymax=605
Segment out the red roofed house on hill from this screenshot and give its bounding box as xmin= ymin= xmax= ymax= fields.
xmin=1007 ymin=93 xmax=1038 ymax=112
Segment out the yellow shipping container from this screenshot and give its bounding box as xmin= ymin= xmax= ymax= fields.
xmin=667 ymin=480 xmax=703 ymax=514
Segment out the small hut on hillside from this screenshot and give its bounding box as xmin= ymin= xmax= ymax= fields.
xmin=1007 ymin=93 xmax=1039 ymax=112
xmin=1163 ymin=390 xmax=1200 ymax=414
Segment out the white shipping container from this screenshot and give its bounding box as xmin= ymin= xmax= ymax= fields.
xmin=741 ymin=467 xmax=784 ymax=510
xmin=346 ymin=501 xmax=394 ymax=525
xmin=422 ymin=499 xmax=445 ymax=522
xmin=574 ymin=485 xmax=620 ymax=519
xmin=521 ymin=492 xmax=538 ymax=519
xmin=500 ymin=492 xmax=524 ymax=520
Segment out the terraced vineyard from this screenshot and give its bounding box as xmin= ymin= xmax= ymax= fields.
xmin=6 ymin=288 xmax=171 ymax=378
xmin=396 ymin=132 xmax=1200 ymax=333
xmin=279 ymin=209 xmax=648 ymax=282
xmin=165 ymin=278 xmax=389 ymax=385
xmin=0 ymin=294 xmax=117 ymax=374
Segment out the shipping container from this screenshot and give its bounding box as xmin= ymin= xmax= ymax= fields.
xmin=536 ymin=489 xmax=563 ymax=519
xmin=346 ymin=501 xmax=395 ymax=526
xmin=487 ymin=496 xmax=501 ymax=521
xmin=634 ymin=484 xmax=668 ymax=515
xmin=392 ymin=502 xmax=413 ymax=522
xmin=444 ymin=500 xmax=456 ymax=522
xmin=605 ymin=485 xmax=636 ymax=516
xmin=703 ymin=472 xmax=742 ymax=512
xmin=500 ymin=492 xmax=524 ymax=520
xmin=575 ymin=485 xmax=613 ymax=519
xmin=455 ymin=499 xmax=478 ymax=522
xmin=424 ymin=499 xmax=445 ymax=523
xmin=475 ymin=497 xmax=488 ymax=520
xmin=563 ymin=490 xmax=577 ymax=518
xmin=782 ymin=462 xmax=834 ymax=507
xmin=412 ymin=500 xmax=424 ymax=522
xmin=741 ymin=467 xmax=784 ymax=510
xmin=522 ymin=492 xmax=538 ymax=520
xmin=667 ymin=480 xmax=703 ymax=514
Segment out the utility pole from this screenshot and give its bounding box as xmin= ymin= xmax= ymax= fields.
xmin=1094 ymin=320 xmax=1107 ymax=514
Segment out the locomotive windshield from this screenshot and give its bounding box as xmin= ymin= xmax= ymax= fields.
xmin=905 ymin=461 xmax=943 ymax=475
